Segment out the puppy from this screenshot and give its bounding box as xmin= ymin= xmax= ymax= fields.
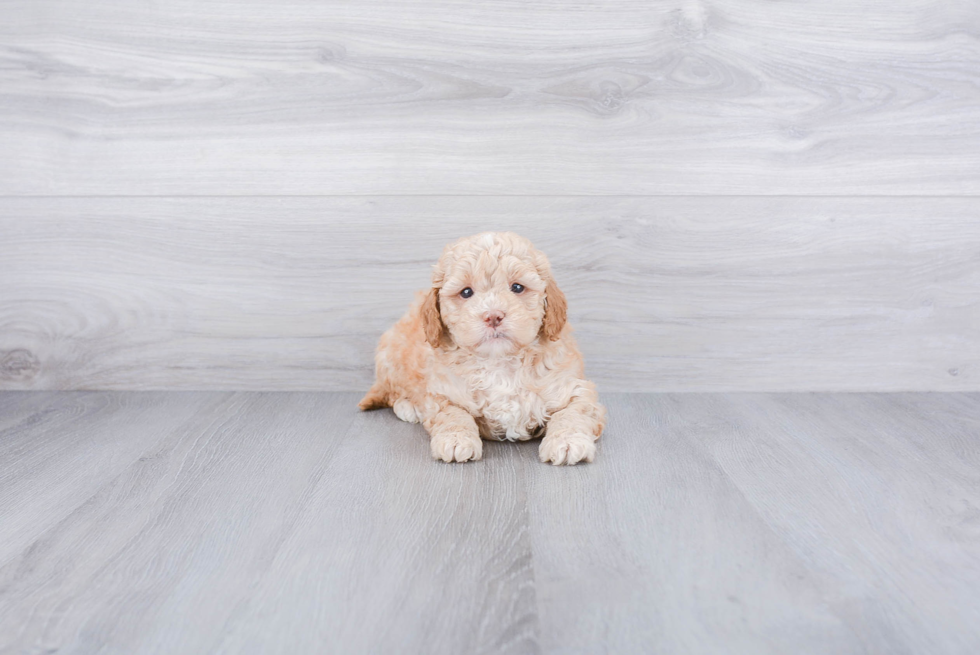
xmin=359 ymin=232 xmax=605 ymax=465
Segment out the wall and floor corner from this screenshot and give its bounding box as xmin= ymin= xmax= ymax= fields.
xmin=1 ymin=1 xmax=978 ymax=653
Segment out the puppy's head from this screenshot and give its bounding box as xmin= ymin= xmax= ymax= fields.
xmin=422 ymin=232 xmax=566 ymax=355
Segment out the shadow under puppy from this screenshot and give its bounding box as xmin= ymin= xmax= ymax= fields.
xmin=359 ymin=232 xmax=605 ymax=465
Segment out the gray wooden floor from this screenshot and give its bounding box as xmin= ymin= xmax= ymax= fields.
xmin=1 ymin=392 xmax=978 ymax=654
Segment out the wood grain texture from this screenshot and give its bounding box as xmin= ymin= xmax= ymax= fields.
xmin=1 ymin=196 xmax=977 ymax=392
xmin=0 ymin=390 xmax=229 ymax=565
xmin=213 ymin=400 xmax=537 ymax=655
xmin=0 ymin=392 xmax=361 ymax=653
xmin=0 ymin=391 xmax=534 ymax=654
xmin=691 ymin=393 xmax=980 ymax=654
xmin=526 ymin=394 xmax=859 ymax=654
xmin=1 ymin=0 xmax=978 ymax=195
xmin=1 ymin=391 xmax=979 ymax=653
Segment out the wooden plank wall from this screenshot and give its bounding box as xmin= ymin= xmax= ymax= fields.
xmin=1 ymin=1 xmax=978 ymax=391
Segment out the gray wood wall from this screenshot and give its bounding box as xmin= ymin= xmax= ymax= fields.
xmin=1 ymin=1 xmax=978 ymax=392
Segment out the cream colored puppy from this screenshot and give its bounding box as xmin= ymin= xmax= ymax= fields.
xmin=359 ymin=232 xmax=605 ymax=465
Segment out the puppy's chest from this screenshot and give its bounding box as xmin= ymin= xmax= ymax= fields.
xmin=462 ymin=362 xmax=547 ymax=441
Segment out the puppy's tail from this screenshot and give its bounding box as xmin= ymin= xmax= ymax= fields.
xmin=358 ymin=382 xmax=390 ymax=411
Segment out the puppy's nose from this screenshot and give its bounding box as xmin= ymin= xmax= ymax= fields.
xmin=483 ymin=310 xmax=505 ymax=328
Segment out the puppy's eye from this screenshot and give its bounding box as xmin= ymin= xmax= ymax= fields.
xmin=460 ymin=287 xmax=474 ymax=299
xmin=510 ymin=283 xmax=525 ymax=294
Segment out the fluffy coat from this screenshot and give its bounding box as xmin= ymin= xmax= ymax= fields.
xmin=359 ymin=232 xmax=605 ymax=465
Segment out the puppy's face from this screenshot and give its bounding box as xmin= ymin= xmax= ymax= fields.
xmin=422 ymin=233 xmax=566 ymax=355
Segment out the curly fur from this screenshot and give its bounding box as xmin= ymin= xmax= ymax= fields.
xmin=359 ymin=232 xmax=606 ymax=465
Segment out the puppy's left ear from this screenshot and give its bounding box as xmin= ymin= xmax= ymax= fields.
xmin=540 ymin=277 xmax=567 ymax=341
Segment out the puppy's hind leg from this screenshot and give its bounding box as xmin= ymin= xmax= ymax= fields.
xmin=358 ymin=382 xmax=389 ymax=411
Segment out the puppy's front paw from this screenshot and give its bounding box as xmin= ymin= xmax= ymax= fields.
xmin=539 ymin=432 xmax=596 ymax=466
xmin=430 ymin=430 xmax=483 ymax=463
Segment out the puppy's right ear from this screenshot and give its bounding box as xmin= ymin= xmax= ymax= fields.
xmin=420 ymin=287 xmax=447 ymax=347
